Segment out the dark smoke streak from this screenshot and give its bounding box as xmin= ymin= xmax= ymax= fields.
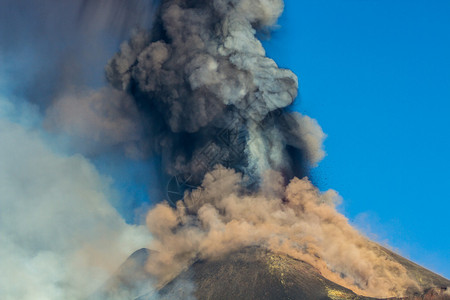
xmin=0 ymin=0 xmax=157 ymax=107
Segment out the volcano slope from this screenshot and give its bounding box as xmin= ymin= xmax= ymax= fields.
xmin=96 ymin=246 xmax=450 ymax=300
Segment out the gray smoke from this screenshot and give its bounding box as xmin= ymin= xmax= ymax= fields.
xmin=0 ymin=0 xmax=159 ymax=157
xmin=0 ymin=0 xmax=157 ymax=99
xmin=106 ymin=0 xmax=325 ymax=185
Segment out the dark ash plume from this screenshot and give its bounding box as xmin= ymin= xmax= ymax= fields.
xmin=106 ymin=0 xmax=325 ymax=185
xmin=104 ymin=1 xmax=434 ymax=298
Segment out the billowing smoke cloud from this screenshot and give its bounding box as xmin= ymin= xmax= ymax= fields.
xmin=101 ymin=0 xmax=429 ymax=298
xmin=106 ymin=0 xmax=325 ymax=185
xmin=146 ymin=166 xmax=418 ymax=298
xmin=0 ymin=98 xmax=151 ymax=299
xmin=1 ymin=0 xmax=440 ymax=299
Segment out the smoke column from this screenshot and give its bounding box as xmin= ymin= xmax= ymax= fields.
xmin=105 ymin=0 xmax=422 ymax=298
xmin=106 ymin=0 xmax=325 ymax=187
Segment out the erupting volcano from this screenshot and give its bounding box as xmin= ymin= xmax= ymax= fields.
xmin=0 ymin=0 xmax=448 ymax=299
xmin=98 ymin=0 xmax=450 ymax=299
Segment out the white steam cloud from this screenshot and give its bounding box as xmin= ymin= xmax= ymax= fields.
xmin=0 ymin=98 xmax=150 ymax=299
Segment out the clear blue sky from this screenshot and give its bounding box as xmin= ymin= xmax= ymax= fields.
xmin=263 ymin=0 xmax=450 ymax=278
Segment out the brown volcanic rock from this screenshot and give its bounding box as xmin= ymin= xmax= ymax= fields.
xmin=158 ymin=246 xmax=372 ymax=300
xmin=98 ymin=246 xmax=450 ymax=300
xmin=157 ymin=246 xmax=450 ymax=300
xmin=396 ymin=287 xmax=450 ymax=300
